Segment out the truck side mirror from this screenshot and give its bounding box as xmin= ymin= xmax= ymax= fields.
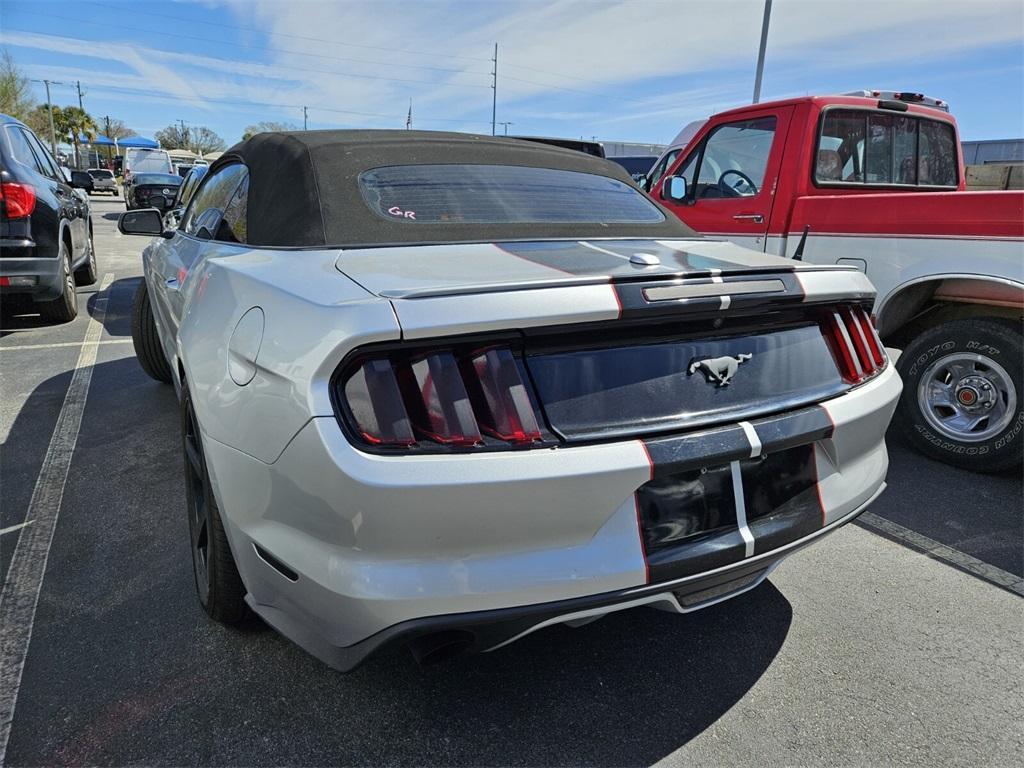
xmin=660 ymin=175 xmax=687 ymax=204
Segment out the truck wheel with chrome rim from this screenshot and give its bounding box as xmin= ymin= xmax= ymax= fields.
xmin=896 ymin=318 xmax=1023 ymax=473
xmin=181 ymin=379 xmax=250 ymax=624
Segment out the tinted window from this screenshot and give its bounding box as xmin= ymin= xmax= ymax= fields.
xmin=134 ymin=174 xmax=181 ymax=186
xmin=693 ymin=117 xmax=777 ymax=199
xmin=22 ymin=129 xmax=63 ymax=180
xmin=88 ymin=169 xmax=114 ymax=179
xmin=5 ymin=127 xmax=44 ymax=173
xmin=647 ymin=148 xmax=681 ymax=188
xmin=217 ymin=175 xmax=248 ymax=243
xmin=359 ymin=165 xmax=664 ymax=225
xmin=817 ymin=109 xmax=958 ymax=187
xmin=182 ymin=164 xmax=248 ymax=239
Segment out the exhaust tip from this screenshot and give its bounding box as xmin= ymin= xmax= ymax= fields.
xmin=407 ymin=630 xmax=475 ymax=666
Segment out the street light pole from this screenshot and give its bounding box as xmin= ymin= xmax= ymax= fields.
xmin=752 ymin=0 xmax=772 ymax=104
xmin=303 ymin=106 xmax=308 ymax=131
xmin=491 ymin=43 xmax=498 ymax=136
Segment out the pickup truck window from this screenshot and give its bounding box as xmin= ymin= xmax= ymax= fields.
xmin=817 ymin=109 xmax=957 ymax=188
xmin=692 ymin=117 xmax=776 ymax=199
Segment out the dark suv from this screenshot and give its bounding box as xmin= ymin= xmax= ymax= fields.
xmin=0 ymin=113 xmax=97 ymax=322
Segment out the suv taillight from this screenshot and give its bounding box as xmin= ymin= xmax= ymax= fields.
xmin=1 ymin=183 xmax=36 ymax=219
xmin=337 ymin=346 xmax=545 ymax=451
xmin=821 ymin=306 xmax=887 ymax=384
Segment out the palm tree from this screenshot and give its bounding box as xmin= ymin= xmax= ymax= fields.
xmin=61 ymin=107 xmax=97 ymax=169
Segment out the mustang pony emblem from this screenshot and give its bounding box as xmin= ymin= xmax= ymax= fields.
xmin=688 ymin=353 xmax=753 ymax=387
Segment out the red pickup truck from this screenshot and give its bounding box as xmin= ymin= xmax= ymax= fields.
xmin=646 ymin=93 xmax=1024 ymax=473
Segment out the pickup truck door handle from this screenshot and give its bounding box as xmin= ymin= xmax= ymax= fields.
xmin=732 ymin=213 xmax=764 ymax=223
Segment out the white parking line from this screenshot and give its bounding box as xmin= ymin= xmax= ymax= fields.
xmin=0 ymin=339 xmax=132 ymax=352
xmin=859 ymin=511 xmax=1024 ymax=596
xmin=0 ymin=522 xmax=33 ymax=537
xmin=0 ymin=273 xmax=115 ymax=765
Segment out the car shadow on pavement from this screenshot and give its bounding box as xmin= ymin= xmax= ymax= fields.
xmin=2 ymin=354 xmax=794 ymax=768
xmin=0 ymin=279 xmax=131 ymax=338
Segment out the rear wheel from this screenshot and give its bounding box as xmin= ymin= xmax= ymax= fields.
xmin=895 ymin=318 xmax=1023 ymax=473
xmin=38 ymin=240 xmax=78 ymax=323
xmin=182 ymin=381 xmax=249 ymax=624
xmin=130 ymin=279 xmax=172 ymax=383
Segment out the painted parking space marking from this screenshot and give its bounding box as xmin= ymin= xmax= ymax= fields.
xmin=0 ymin=273 xmax=115 ymax=765
xmin=0 ymin=339 xmax=132 ymax=352
xmin=859 ymin=511 xmax=1024 ymax=596
xmin=0 ymin=521 xmax=34 ymax=537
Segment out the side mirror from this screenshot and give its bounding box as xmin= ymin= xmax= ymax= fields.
xmin=660 ymin=175 xmax=687 ymax=204
xmin=637 ymin=175 xmax=650 ymax=192
xmin=70 ymin=171 xmax=93 ymax=190
xmin=119 ymin=208 xmax=173 ymax=238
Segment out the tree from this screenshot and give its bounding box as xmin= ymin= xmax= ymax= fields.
xmin=24 ymin=104 xmax=55 ymax=141
xmin=103 ymin=118 xmax=134 ymax=141
xmin=0 ymin=49 xmax=34 ymax=121
xmin=61 ymin=106 xmax=97 ymax=168
xmin=242 ymin=121 xmax=298 ymax=141
xmin=155 ymin=123 xmax=226 ymax=155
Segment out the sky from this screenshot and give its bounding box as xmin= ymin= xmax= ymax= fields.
xmin=1 ymin=0 xmax=1022 ymax=148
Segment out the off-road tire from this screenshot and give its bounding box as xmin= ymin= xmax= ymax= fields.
xmin=131 ymin=279 xmax=172 ymax=383
xmin=895 ymin=317 xmax=1023 ymax=473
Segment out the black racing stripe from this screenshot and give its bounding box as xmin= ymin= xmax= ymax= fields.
xmin=614 ymin=272 xmax=805 ymax=320
xmin=493 ymin=241 xmax=624 ymax=276
xmin=752 ymin=405 xmax=834 ymax=454
xmin=643 ymin=425 xmax=751 ymax=478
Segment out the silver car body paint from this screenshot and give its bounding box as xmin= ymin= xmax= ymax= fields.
xmin=141 ymin=230 xmax=900 ymax=666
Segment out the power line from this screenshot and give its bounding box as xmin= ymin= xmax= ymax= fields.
xmin=61 ymin=81 xmax=495 ymax=126
xmin=500 ymin=74 xmax=645 ymax=104
xmin=87 ymin=1 xmax=494 ymax=63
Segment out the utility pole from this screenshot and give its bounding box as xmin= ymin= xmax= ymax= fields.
xmin=104 ymin=115 xmax=113 ymax=166
xmin=42 ymin=80 xmax=59 ymax=158
xmin=491 ymin=43 xmax=498 ymax=136
xmin=498 ymin=121 xmax=513 ymax=135
xmin=76 ymin=80 xmax=84 ymax=111
xmin=752 ymin=0 xmax=772 ymax=103
xmin=177 ymin=118 xmax=189 ymax=149
xmin=303 ymin=106 xmax=308 ymax=131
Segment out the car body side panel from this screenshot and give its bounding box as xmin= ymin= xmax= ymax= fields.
xmin=173 ymin=244 xmax=401 ymax=464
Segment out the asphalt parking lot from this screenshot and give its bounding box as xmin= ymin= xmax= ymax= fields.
xmin=0 ymin=198 xmax=1022 ymax=767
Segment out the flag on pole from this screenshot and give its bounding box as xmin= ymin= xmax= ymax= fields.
xmin=406 ymin=99 xmax=412 ymax=130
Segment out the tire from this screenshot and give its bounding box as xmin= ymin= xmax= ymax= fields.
xmin=38 ymin=239 xmax=78 ymax=323
xmin=131 ymin=279 xmax=173 ymax=383
xmin=181 ymin=380 xmax=250 ymax=624
xmin=73 ymin=227 xmax=98 ymax=286
xmin=895 ymin=317 xmax=1023 ymax=473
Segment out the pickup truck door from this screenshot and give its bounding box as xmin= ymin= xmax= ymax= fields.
xmin=657 ymin=106 xmax=793 ymax=252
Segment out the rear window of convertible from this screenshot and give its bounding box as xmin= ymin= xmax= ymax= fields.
xmin=358 ymin=164 xmax=665 ymax=224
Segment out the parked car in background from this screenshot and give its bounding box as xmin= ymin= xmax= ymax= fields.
xmin=608 ymin=155 xmax=658 ymax=184
xmin=0 ymin=113 xmax=97 ymax=322
xmin=118 ymin=129 xmax=899 ymax=670
xmin=87 ymin=168 xmax=117 ymax=195
xmin=648 ymin=93 xmax=1024 ymax=472
xmin=125 ymin=172 xmax=182 ymax=211
xmin=123 ymin=147 xmax=173 ymax=188
xmin=164 ymin=163 xmax=208 ymax=228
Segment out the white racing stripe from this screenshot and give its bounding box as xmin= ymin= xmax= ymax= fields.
xmin=0 ymin=273 xmax=114 ymax=764
xmin=730 ymin=460 xmax=756 ymax=557
xmin=738 ymin=421 xmax=762 ymax=458
xmin=578 ymin=241 xmax=631 ymax=261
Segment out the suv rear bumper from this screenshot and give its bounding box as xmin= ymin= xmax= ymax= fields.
xmin=0 ymin=243 xmax=63 ymax=301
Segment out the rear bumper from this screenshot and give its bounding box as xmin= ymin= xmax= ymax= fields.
xmin=0 ymin=246 xmax=63 ymax=300
xmin=202 ymin=365 xmax=901 ymax=670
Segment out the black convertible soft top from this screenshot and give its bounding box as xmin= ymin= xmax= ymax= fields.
xmin=210 ymin=129 xmax=696 ymax=248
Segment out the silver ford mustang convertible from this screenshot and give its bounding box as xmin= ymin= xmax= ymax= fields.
xmin=119 ymin=130 xmax=901 ymax=670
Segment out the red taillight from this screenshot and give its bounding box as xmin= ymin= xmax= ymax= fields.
xmin=466 ymin=347 xmax=542 ymax=444
xmin=1 ymin=183 xmax=36 ymax=219
xmin=821 ymin=306 xmax=886 ymax=384
xmin=343 ymin=359 xmax=416 ymax=446
xmin=339 ymin=346 xmax=544 ymax=451
xmin=407 ymin=353 xmax=481 ymax=446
